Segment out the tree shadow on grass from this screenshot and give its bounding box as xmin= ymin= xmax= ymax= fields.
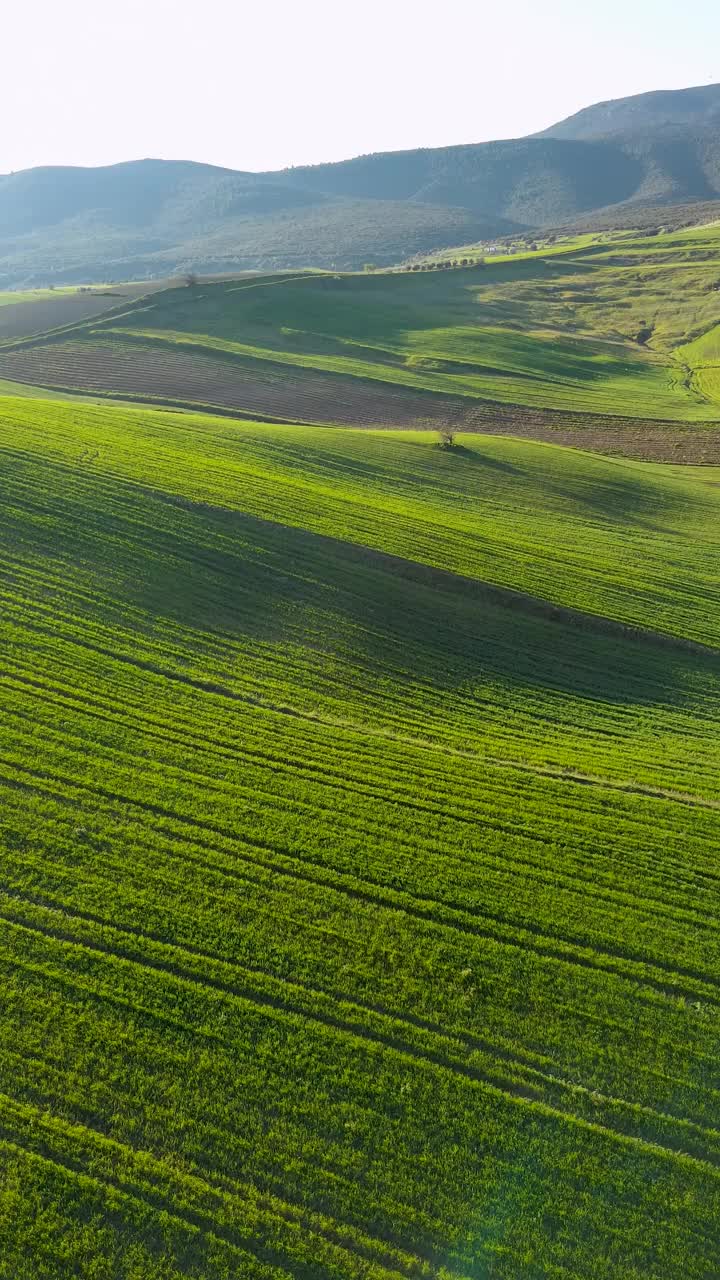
xmin=433 ymin=444 xmax=522 ymax=475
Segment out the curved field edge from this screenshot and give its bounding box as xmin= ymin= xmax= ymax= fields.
xmin=1 ymin=342 xmax=719 ymax=464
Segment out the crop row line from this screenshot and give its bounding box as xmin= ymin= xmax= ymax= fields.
xmin=1 ymin=754 xmax=719 ymax=1016
xmin=2 ymin=907 xmax=719 ymax=1180
xmin=4 ymin=883 xmax=720 ymax=1160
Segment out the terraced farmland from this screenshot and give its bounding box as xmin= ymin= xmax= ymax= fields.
xmin=2 ymin=396 xmax=720 ymax=1277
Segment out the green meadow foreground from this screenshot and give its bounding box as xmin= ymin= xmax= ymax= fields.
xmin=2 ymin=397 xmax=720 ymax=1276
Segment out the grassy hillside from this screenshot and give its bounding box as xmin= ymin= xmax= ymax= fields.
xmin=2 ymin=397 xmax=720 ymax=1278
xmin=2 ymin=225 xmax=719 ymax=458
xmin=678 ymin=320 xmax=720 ymax=402
xmin=411 ymin=224 xmax=720 ymax=349
xmin=3 ymin=85 xmax=720 ymax=285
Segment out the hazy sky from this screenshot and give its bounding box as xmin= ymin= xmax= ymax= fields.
xmin=4 ymin=0 xmax=719 ymax=174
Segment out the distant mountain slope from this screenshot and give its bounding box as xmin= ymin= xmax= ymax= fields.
xmin=2 ymin=83 xmax=720 ymax=285
xmin=540 ymin=82 xmax=720 ymax=140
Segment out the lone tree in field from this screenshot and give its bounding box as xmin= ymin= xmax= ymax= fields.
xmin=183 ymin=270 xmax=199 ymax=287
xmin=438 ymin=421 xmax=458 ymax=449
xmin=438 ymin=406 xmax=464 ymax=449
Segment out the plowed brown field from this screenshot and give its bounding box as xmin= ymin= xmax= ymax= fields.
xmin=0 ymin=282 xmax=171 ymax=341
xmin=2 ymin=334 xmax=719 ymax=462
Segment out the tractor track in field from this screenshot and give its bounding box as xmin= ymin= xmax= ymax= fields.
xmin=0 ymin=1124 xmax=410 ymax=1280
xmin=0 ymin=1083 xmax=451 ymax=1280
xmin=4 ymin=387 xmax=720 ymax=1273
xmin=4 ymin=900 xmax=720 ymax=1179
xmin=6 ymin=879 xmax=720 ymax=1129
xmin=8 ymin=686 xmax=720 ymax=951
xmin=5 ymin=625 xmax=720 ymax=825
xmin=3 ymin=752 xmax=720 ymax=1010
xmin=5 ymin=738 xmax=720 ymax=989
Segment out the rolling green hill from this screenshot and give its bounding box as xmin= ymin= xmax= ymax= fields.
xmin=3 ymin=83 xmax=720 ymax=285
xmin=2 ymin=395 xmax=720 ymax=1277
xmin=2 ymin=222 xmax=719 ymax=458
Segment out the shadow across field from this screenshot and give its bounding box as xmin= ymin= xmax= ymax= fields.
xmin=3 ymin=452 xmax=716 ymax=718
xmin=542 ymin=471 xmax=690 ymax=535
xmin=431 ymin=445 xmax=522 ymax=475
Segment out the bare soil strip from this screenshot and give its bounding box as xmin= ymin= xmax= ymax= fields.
xmin=2 ymin=339 xmax=719 ymax=461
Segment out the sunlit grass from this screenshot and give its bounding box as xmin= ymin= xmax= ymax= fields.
xmin=2 ymin=396 xmax=720 ymax=1276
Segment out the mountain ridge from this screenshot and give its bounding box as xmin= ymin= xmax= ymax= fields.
xmin=3 ymin=82 xmax=720 ymax=285
xmin=539 ymin=81 xmax=720 ymax=139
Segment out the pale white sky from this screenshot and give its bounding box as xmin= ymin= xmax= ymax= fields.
xmin=3 ymin=0 xmax=719 ymax=174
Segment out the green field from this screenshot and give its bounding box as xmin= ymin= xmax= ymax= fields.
xmin=0 ymin=376 xmax=72 ymax=398
xmin=1 ymin=226 xmax=720 ymax=448
xmin=2 ymin=395 xmax=720 ymax=1277
xmin=0 ymin=288 xmax=80 ymax=306
xmin=0 ymin=375 xmax=172 ymax=409
xmin=0 ymin=283 xmax=174 ymax=308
